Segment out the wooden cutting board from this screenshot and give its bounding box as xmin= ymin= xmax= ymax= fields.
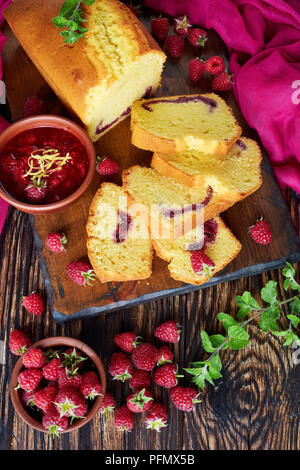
xmin=2 ymin=9 xmax=300 ymax=322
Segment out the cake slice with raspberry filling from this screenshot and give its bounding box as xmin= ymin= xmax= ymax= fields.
xmin=86 ymin=183 xmax=153 ymax=282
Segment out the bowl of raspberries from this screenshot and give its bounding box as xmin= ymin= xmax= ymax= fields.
xmin=9 ymin=333 xmax=106 ymax=436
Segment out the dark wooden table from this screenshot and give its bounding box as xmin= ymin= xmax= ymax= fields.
xmin=0 ymin=189 xmax=299 ymax=450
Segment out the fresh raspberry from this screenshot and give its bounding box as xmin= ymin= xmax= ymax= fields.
xmin=22 ymin=347 xmax=45 ymax=369
xmin=58 ymin=367 xmax=82 ymax=388
xmin=157 ymin=345 xmax=173 ymax=365
xmin=145 ymin=403 xmax=168 ymax=431
xmin=212 ymin=72 xmax=233 ymax=91
xmin=25 ymin=181 xmax=47 ymax=202
xmin=188 ymin=27 xmax=208 ymax=47
xmin=249 ymin=218 xmax=272 ymax=245
xmin=190 ymin=251 xmax=215 ymax=276
xmin=9 ymin=329 xmax=31 ymax=355
xmin=114 ymin=405 xmax=134 ymax=431
xmin=114 ymin=332 xmax=141 ymax=352
xmin=99 ymin=392 xmax=115 ymax=418
xmin=170 ymin=386 xmax=201 ymax=411
xmin=154 ymin=364 xmax=181 ymax=389
xmin=17 ymin=369 xmax=43 ymax=391
xmin=205 ymin=56 xmax=225 ymax=75
xmin=189 ymin=58 xmax=206 ymax=82
xmin=63 ymin=347 xmax=87 ymax=370
xmin=24 ymin=96 xmax=46 ymax=117
xmin=42 ymin=358 xmax=62 ymax=381
xmin=34 ymin=383 xmax=58 ymax=413
xmin=96 ymin=156 xmax=120 ymax=176
xmin=54 ymin=386 xmax=87 ymax=418
xmin=109 ymin=352 xmax=133 ymax=381
xmin=131 ymin=343 xmax=158 ymax=371
xmin=66 ymin=261 xmax=96 ymax=286
xmin=151 ymin=17 xmax=169 ymax=41
xmin=127 ymin=388 xmax=153 ymax=413
xmin=173 ymin=15 xmax=192 ymax=36
xmin=129 ymin=369 xmax=151 ymax=389
xmin=80 ymin=371 xmax=101 ymax=399
xmin=23 ymin=292 xmax=45 ymax=316
xmin=166 ymin=35 xmax=185 ymax=58
xmin=42 ymin=408 xmax=69 ymax=437
xmin=21 ymin=387 xmax=41 ymax=407
xmin=46 ymin=233 xmax=67 ymax=253
xmin=154 ymin=320 xmax=181 ymax=343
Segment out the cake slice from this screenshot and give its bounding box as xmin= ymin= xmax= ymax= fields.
xmin=4 ymin=0 xmax=166 ymax=141
xmin=152 ymin=217 xmax=241 ymax=285
xmin=151 ymin=137 xmax=262 ymax=194
xmin=86 ymin=183 xmax=153 ymax=282
xmin=123 ymin=166 xmax=238 ymax=239
xmin=131 ymin=93 xmax=242 ymax=155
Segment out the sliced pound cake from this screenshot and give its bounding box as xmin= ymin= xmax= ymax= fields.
xmin=123 ymin=166 xmax=238 ymax=239
xmin=131 ymin=93 xmax=242 ymax=155
xmin=151 ymin=137 xmax=262 ymax=195
xmin=152 ymin=217 xmax=241 ymax=285
xmin=86 ymin=183 xmax=153 ymax=282
xmin=4 ymin=0 xmax=166 ymax=142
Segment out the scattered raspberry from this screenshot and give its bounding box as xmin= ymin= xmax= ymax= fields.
xmin=154 ymin=364 xmax=180 ymax=389
xmin=212 ymin=72 xmax=233 ymax=91
xmin=131 ymin=343 xmax=158 ymax=371
xmin=127 ymin=388 xmax=153 ymax=413
xmin=66 ymin=261 xmax=96 ymax=286
xmin=42 ymin=408 xmax=69 ymax=437
xmin=129 ymin=369 xmax=151 ymax=389
xmin=114 ymin=405 xmax=134 ymax=431
xmin=170 ymin=386 xmax=201 ymax=411
xmin=42 ymin=358 xmax=62 ymax=381
xmin=189 ymin=58 xmax=206 ymax=82
xmin=54 ymin=386 xmax=87 ymax=418
xmin=58 ymin=367 xmax=82 ymax=389
xmin=114 ymin=332 xmax=141 ymax=352
xmin=173 ymin=15 xmax=192 ymax=37
xmin=80 ymin=371 xmax=101 ymax=399
xmin=205 ymin=56 xmax=225 ymax=75
xmin=99 ymin=392 xmax=115 ymax=418
xmin=9 ymin=329 xmax=31 ymax=355
xmin=96 ymin=156 xmax=120 ymax=176
xmin=17 ymin=368 xmax=43 ymax=391
xmin=22 ymin=347 xmax=45 ymax=369
xmin=46 ymin=232 xmax=67 ymax=253
xmin=249 ymin=218 xmax=272 ymax=245
xmin=23 ymin=292 xmax=45 ymax=316
xmin=154 ymin=320 xmax=181 ymax=343
xmin=188 ymin=28 xmax=208 ymax=47
xmin=166 ymin=35 xmax=185 ymax=58
xmin=109 ymin=352 xmax=133 ymax=381
xmin=24 ymin=96 xmax=46 ymax=118
xmin=145 ymin=403 xmax=168 ymax=431
xmin=157 ymin=345 xmax=173 ymax=365
xmin=190 ymin=251 xmax=215 ymax=276
xmin=151 ymin=17 xmax=169 ymax=41
xmin=34 ymin=383 xmax=58 ymax=413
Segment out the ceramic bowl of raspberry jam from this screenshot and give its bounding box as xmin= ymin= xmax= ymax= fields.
xmin=0 ymin=115 xmax=96 ymax=214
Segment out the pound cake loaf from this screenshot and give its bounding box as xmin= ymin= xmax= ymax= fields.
xmin=123 ymin=166 xmax=236 ymax=239
xmin=152 ymin=217 xmax=241 ymax=285
xmin=131 ymin=93 xmax=242 ymax=155
xmin=4 ymin=0 xmax=166 ymax=141
xmin=86 ymin=183 xmax=153 ymax=282
xmin=151 ymin=137 xmax=262 ymax=195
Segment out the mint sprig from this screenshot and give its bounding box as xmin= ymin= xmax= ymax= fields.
xmin=52 ymin=0 xmax=96 ymax=45
xmin=184 ymin=263 xmax=300 ymax=390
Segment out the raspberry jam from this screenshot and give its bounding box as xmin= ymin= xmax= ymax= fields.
xmin=0 ymin=127 xmax=89 ymax=204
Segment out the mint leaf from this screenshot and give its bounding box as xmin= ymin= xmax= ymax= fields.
xmin=52 ymin=16 xmax=68 ymax=27
xmin=272 ymin=330 xmax=289 ymax=337
xmin=83 ymin=0 xmax=96 ymax=5
xmin=290 ymin=297 xmax=300 ymax=315
xmin=227 ymin=326 xmax=249 ymax=350
xmin=282 ymin=262 xmax=295 ymax=278
xmin=236 ymin=291 xmax=259 ymax=318
xmin=209 ymin=353 xmax=222 ymax=372
xmin=184 ymin=363 xmax=211 ymax=390
xmin=208 ymin=365 xmax=222 ymax=380
xmin=210 ymin=334 xmax=228 ymax=350
xmin=201 ymin=331 xmax=215 ymax=353
xmin=287 ymin=314 xmax=300 ymax=329
xmin=259 ymin=304 xmax=280 ymax=332
xmin=261 ymin=280 xmax=277 ymax=305
xmin=59 ymin=0 xmax=79 ymax=18
xmin=217 ymin=313 xmax=239 ymax=330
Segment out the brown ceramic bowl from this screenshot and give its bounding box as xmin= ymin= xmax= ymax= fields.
xmin=0 ymin=115 xmax=96 ymax=214
xmin=10 ymin=337 xmax=106 ymax=433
